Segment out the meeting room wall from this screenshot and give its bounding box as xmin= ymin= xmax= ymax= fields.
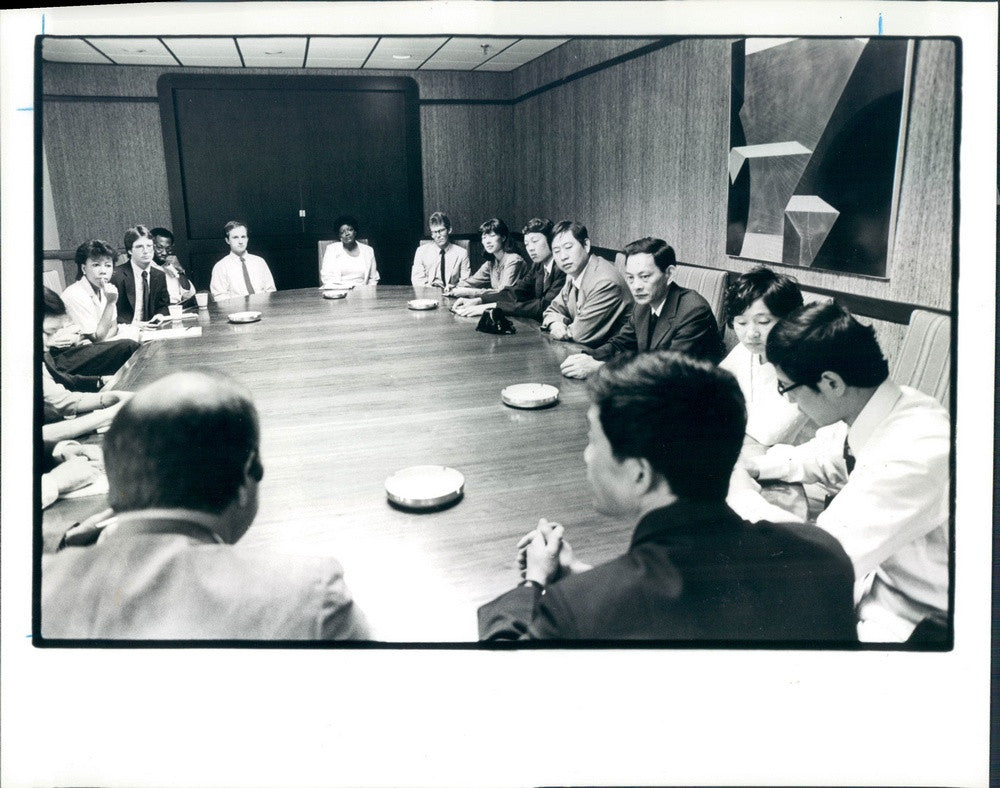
xmin=42 ymin=62 xmax=513 ymax=254
xmin=509 ymin=36 xmax=955 ymax=316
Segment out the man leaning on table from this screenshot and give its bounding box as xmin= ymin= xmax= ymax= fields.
xmin=727 ymin=302 xmax=950 ymax=644
xmin=478 ymin=351 xmax=858 ymax=642
xmin=560 ymin=236 xmax=723 ymax=379
xmin=541 ymin=221 xmax=632 ymax=348
xmin=42 ymin=370 xmax=371 ymax=640
xmin=210 ymin=220 xmax=277 ymax=301
xmin=411 ymin=211 xmax=470 ymax=288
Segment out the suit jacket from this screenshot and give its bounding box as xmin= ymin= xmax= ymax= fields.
xmin=541 ymin=255 xmax=633 ymax=347
xmin=110 ymin=263 xmax=170 ymax=323
xmin=481 ymin=260 xmax=567 ymax=321
xmin=478 ymin=499 xmax=858 ymax=642
xmin=589 ymin=281 xmax=723 ymax=363
xmin=42 ymin=511 xmax=372 ymax=640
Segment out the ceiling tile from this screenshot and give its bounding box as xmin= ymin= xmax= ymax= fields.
xmin=86 ymin=37 xmax=177 ymax=66
xmin=42 ymin=37 xmax=113 ymax=64
xmin=364 ymin=37 xmax=448 ymax=69
xmin=420 ymin=37 xmax=517 ymax=70
xmin=477 ymin=37 xmax=569 ymax=70
xmin=237 ymin=37 xmax=308 ymax=68
xmin=305 ymin=37 xmax=378 ymax=68
xmin=164 ymin=37 xmax=242 ymax=68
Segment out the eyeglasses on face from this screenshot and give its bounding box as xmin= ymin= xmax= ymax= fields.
xmin=776 ymin=379 xmax=805 ymax=396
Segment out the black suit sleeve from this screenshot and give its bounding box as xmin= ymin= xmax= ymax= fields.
xmin=587 ymin=312 xmax=638 ymax=360
xmin=151 ymin=270 xmax=171 ymax=316
xmin=110 ymin=268 xmax=132 ymax=324
xmin=477 ymin=583 xmax=580 ymax=640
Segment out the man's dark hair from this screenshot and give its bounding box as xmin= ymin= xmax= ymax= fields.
xmin=105 ymin=370 xmax=262 ymax=514
xmin=588 ymin=351 xmax=746 ymax=501
xmin=766 ymin=301 xmax=890 ymax=389
xmin=43 ymin=286 xmax=67 ymax=317
xmin=123 ymin=225 xmax=152 ymax=255
xmin=725 ymin=266 xmax=803 ymax=327
xmin=522 ymin=217 xmax=554 ymax=245
xmin=150 ymin=227 xmax=174 ymax=243
xmin=334 ymin=215 xmax=360 ymax=236
xmin=429 ymin=211 xmax=451 ymax=231
xmin=623 ymin=237 xmax=675 ymax=273
xmin=223 ymin=220 xmax=247 ymax=238
xmin=74 ymin=239 xmax=117 ymax=278
xmin=552 ymin=220 xmax=589 ymax=246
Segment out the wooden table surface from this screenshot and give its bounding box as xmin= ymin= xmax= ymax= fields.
xmin=44 ymin=286 xmax=637 ymax=640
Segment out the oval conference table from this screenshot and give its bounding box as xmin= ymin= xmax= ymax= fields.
xmin=43 ymin=286 xmax=641 ymax=641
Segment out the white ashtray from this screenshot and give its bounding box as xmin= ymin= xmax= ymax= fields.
xmin=385 ymin=465 xmax=464 ymax=509
xmin=501 ymin=383 xmax=560 ymax=409
xmin=407 ymin=299 xmax=439 ymax=311
xmin=227 ymin=311 xmax=262 ymax=324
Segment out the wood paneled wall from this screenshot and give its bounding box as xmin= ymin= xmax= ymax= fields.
xmin=510 ymin=37 xmax=955 ymax=312
xmin=43 ymin=37 xmax=955 ymax=314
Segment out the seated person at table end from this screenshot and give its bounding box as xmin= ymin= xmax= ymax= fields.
xmin=321 ymin=215 xmax=379 ymax=287
xmin=541 ymin=221 xmax=632 ymax=348
xmin=478 ymin=351 xmax=858 ymax=642
xmin=411 ymin=211 xmax=469 ymax=288
xmin=111 ymin=225 xmax=170 ymax=324
xmin=560 ymin=236 xmax=722 ymax=379
xmin=61 ymin=240 xmax=124 ymax=343
xmin=210 ymin=220 xmax=277 ymax=301
xmin=151 ymin=226 xmax=196 ymax=306
xmin=728 ymin=301 xmax=950 ymax=644
xmin=445 ymin=217 xmax=524 ymax=298
xmin=42 ymin=369 xmax=371 ymax=640
xmin=453 ymin=217 xmax=566 ymax=321
xmin=719 ymin=266 xmax=814 ymax=449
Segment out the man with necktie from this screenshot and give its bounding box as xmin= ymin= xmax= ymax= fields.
xmin=728 ymin=301 xmax=950 ymax=644
xmin=560 ymin=236 xmax=723 ymax=379
xmin=410 ymin=211 xmax=470 ymax=288
xmin=452 ymin=217 xmax=567 ymax=321
xmin=110 ymin=225 xmax=170 ymax=324
xmin=151 ymin=227 xmax=197 ymax=306
xmin=540 ymin=220 xmax=632 ymax=347
xmin=209 ymin=220 xmax=277 ymax=302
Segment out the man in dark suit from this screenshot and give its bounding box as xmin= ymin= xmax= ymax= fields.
xmin=478 ymin=351 xmax=858 ymax=642
xmin=42 ymin=369 xmax=371 ymax=640
xmin=452 ymin=218 xmax=567 ymax=321
xmin=560 ymin=237 xmax=723 ymax=378
xmin=110 ymin=225 xmax=170 ymax=324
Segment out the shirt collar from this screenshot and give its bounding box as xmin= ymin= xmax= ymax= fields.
xmin=848 ymin=379 xmax=903 ymax=455
xmin=129 ymin=260 xmax=150 ymax=278
xmin=649 ymin=297 xmax=667 ymax=317
xmin=568 ymin=254 xmax=597 ymax=287
xmin=99 ymin=508 xmax=226 ymax=544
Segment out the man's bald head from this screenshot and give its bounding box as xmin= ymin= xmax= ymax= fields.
xmin=104 ymin=370 xmax=262 ymax=516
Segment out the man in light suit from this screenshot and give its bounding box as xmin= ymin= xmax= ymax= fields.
xmin=42 ymin=369 xmax=371 ymax=640
xmin=478 ymin=351 xmax=858 ymax=642
xmin=541 ymin=220 xmax=633 ymax=348
xmin=560 ymin=236 xmax=723 ymax=378
xmin=110 ymin=225 xmax=170 ymax=324
xmin=410 ymin=211 xmax=471 ymax=288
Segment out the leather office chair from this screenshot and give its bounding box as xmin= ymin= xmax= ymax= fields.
xmin=614 ymin=253 xmax=728 ymax=329
xmin=892 ymin=309 xmax=951 ymax=409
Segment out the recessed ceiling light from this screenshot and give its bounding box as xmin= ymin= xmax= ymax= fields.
xmin=264 ymin=50 xmax=285 ymax=55
xmin=391 ymin=54 xmax=412 ymax=60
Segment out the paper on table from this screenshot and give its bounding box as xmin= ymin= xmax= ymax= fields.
xmin=140 ymin=326 xmax=202 ymax=342
xmin=61 ymin=472 xmax=109 ymax=499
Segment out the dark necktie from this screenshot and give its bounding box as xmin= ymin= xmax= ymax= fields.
xmin=140 ymin=270 xmax=149 ymax=321
xmin=439 ymin=248 xmax=447 ymax=287
xmin=541 ymin=265 xmax=550 ymax=295
xmin=241 ymin=256 xmax=255 ymax=295
xmin=843 ymin=437 xmax=856 ymax=475
xmin=646 ymin=310 xmax=659 ymax=350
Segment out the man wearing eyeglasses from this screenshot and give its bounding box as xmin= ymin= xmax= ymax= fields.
xmin=410 ymin=211 xmax=470 ymax=288
xmin=727 ymin=301 xmax=950 ymax=644
xmin=151 ymin=227 xmax=196 ymax=306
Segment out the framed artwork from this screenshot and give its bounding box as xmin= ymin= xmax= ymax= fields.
xmin=727 ymin=37 xmax=911 ymax=278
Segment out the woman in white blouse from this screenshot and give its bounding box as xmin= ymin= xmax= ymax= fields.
xmin=320 ymin=215 xmax=380 ymax=287
xmin=720 ymin=267 xmax=814 ymax=448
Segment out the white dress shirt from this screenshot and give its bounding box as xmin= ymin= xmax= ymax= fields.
xmin=61 ymin=277 xmax=116 ymax=335
xmin=321 ymin=242 xmax=379 ymax=287
xmin=720 ymin=342 xmax=814 ymax=447
xmin=210 ymin=252 xmax=277 ymax=301
xmin=153 ymin=262 xmax=196 ymax=304
xmin=411 ymin=242 xmax=470 ymax=287
xmin=728 ymin=379 xmax=950 ymax=641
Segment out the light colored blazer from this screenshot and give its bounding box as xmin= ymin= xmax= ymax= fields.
xmin=542 ymin=254 xmax=633 ymax=347
xmin=411 ymin=241 xmax=471 ymax=287
xmin=42 ymin=513 xmax=371 ymax=640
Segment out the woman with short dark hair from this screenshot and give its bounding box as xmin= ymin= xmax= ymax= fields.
xmin=321 ymin=215 xmax=380 ymax=287
xmin=446 ymin=217 xmax=525 ymax=298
